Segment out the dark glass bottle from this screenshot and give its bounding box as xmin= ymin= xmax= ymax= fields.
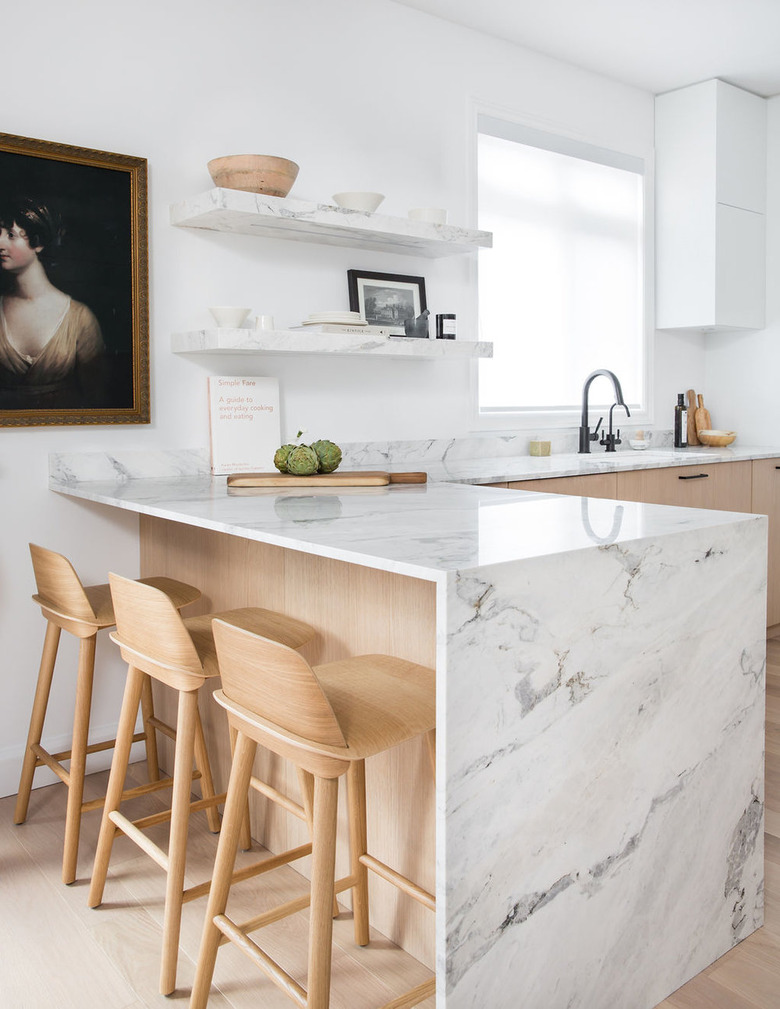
xmin=674 ymin=393 xmax=688 ymax=448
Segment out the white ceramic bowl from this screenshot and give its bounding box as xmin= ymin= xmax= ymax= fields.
xmin=332 ymin=192 xmax=385 ymax=213
xmin=629 ymin=439 xmax=648 ymax=451
xmin=408 ymin=207 xmax=448 ymax=224
xmin=209 ymin=306 xmax=251 ymax=328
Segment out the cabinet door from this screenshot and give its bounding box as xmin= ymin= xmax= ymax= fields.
xmin=751 ymin=458 xmax=780 ymax=628
xmin=715 ymin=204 xmax=766 ymax=330
xmin=507 ymin=473 xmax=617 ymax=498
xmin=616 ymin=461 xmax=752 ymax=512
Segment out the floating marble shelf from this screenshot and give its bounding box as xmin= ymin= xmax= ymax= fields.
xmin=171 ymin=328 xmax=493 ymax=360
xmin=170 ymin=188 xmax=492 ymax=257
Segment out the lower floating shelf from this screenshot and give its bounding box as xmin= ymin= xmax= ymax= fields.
xmin=171 ymin=329 xmax=492 ymax=360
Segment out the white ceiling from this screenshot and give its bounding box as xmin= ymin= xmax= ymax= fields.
xmin=391 ymin=0 xmax=780 ymax=97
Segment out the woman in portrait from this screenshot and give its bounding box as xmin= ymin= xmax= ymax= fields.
xmin=0 ymin=196 xmax=105 ymax=410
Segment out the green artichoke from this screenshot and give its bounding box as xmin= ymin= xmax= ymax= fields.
xmin=273 ymin=443 xmax=297 ymax=473
xmin=310 ymin=439 xmax=342 ymax=473
xmin=286 ymin=445 xmax=320 ymax=476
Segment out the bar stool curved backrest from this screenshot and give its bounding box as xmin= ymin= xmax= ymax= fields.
xmin=108 ymin=573 xmax=205 ymax=679
xmin=29 ymin=543 xmax=105 ymax=627
xmin=213 ymin=627 xmax=347 ymax=749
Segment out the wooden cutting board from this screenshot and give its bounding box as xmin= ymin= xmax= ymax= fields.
xmin=227 ymin=470 xmax=427 ymax=487
xmin=686 ymin=389 xmax=700 ymax=445
xmin=694 ymin=394 xmax=712 ymax=436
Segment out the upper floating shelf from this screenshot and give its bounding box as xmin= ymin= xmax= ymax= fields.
xmin=170 ymin=189 xmax=493 ymax=258
xmin=172 ymin=328 xmax=493 ymax=360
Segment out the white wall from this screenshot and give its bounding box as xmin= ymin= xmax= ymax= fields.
xmin=0 ymin=0 xmax=700 ymax=795
xmin=705 ymin=96 xmax=780 ymax=442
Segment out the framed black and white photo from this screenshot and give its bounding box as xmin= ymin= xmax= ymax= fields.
xmin=347 ymin=269 xmax=427 ymax=335
xmin=0 ymin=133 xmax=149 ymax=427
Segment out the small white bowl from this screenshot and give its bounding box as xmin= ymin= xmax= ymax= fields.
xmin=629 ymin=439 xmax=648 ymax=451
xmin=408 ymin=207 xmax=448 ymax=225
xmin=332 ymin=192 xmax=385 ymax=213
xmin=209 ymin=306 xmax=251 ymax=328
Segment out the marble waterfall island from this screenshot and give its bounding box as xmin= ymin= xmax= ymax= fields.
xmin=49 ymin=460 xmax=766 ymax=1009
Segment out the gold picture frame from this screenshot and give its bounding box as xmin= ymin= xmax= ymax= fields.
xmin=0 ymin=133 xmax=149 ymax=426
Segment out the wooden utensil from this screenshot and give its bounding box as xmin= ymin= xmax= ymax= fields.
xmin=686 ymin=389 xmax=700 ymax=445
xmin=227 ymin=471 xmax=427 ymax=488
xmin=694 ymin=394 xmax=712 ymax=437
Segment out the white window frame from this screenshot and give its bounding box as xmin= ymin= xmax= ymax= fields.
xmin=467 ymin=102 xmax=655 ymax=432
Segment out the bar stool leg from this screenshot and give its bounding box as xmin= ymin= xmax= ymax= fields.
xmin=62 ymin=634 xmax=97 ymax=884
xmin=426 ymin=728 xmax=436 ymax=776
xmin=14 ymin=621 xmax=61 ymax=825
xmin=298 ymin=768 xmax=340 ymax=919
xmin=346 ymin=760 xmax=370 ymax=946
xmin=193 ymin=703 xmax=221 ymax=834
xmin=88 ymin=663 xmax=145 ymax=909
xmin=160 ymin=688 xmax=200 ymax=996
xmin=191 ymin=730 xmax=258 ymax=1009
xmin=139 ymin=674 xmax=160 ymax=782
xmin=308 ymin=775 xmax=340 ymax=1009
xmin=229 ymin=722 xmax=253 ymax=851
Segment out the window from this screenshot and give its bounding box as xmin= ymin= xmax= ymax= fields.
xmin=477 ymin=115 xmax=647 ymax=420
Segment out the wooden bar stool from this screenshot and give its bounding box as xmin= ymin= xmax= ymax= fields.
xmin=14 ymin=543 xmax=201 ymax=885
xmin=88 ymin=572 xmax=317 ymax=997
xmin=190 ymin=618 xmax=436 ymax=1009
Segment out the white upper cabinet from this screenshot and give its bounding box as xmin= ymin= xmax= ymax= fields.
xmin=655 ymin=79 xmax=767 ymax=331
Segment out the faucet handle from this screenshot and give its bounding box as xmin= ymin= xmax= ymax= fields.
xmin=590 ymin=416 xmax=603 ymax=441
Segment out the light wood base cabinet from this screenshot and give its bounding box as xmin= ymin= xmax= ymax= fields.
xmin=615 ymin=461 xmax=752 ymax=512
xmin=752 ymin=458 xmax=780 ymax=628
xmin=507 ymin=472 xmax=618 ymax=498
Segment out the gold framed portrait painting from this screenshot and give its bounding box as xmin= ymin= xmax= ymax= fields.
xmin=0 ymin=133 xmax=149 ymax=426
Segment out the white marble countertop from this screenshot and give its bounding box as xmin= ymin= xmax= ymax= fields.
xmin=421 ymin=444 xmax=780 ymax=484
xmin=51 ymin=467 xmax=762 ymax=582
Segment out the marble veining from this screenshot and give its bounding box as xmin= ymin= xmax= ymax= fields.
xmin=441 ymin=519 xmax=766 ymax=1008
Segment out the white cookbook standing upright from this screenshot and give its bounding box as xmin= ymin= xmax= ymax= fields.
xmin=208 ymin=376 xmax=280 ymax=475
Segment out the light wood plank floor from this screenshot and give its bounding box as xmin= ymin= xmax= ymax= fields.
xmin=0 ymin=760 xmax=434 ymax=1009
xmin=1 ymin=641 xmax=777 ymax=1009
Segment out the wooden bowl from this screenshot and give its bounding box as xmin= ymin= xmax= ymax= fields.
xmin=697 ymin=429 xmax=736 ymax=447
xmin=207 ymin=155 xmax=299 ymax=197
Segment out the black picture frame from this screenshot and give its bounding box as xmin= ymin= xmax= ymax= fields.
xmin=347 ymin=269 xmax=427 ymax=336
xmin=0 ymin=133 xmax=149 ymax=427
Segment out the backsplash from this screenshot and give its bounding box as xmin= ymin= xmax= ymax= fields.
xmin=49 ymin=429 xmax=674 ymax=484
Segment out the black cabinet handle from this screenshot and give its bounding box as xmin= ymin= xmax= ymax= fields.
xmin=678 ymin=473 xmax=710 ymax=480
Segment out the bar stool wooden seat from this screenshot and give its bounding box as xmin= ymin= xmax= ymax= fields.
xmin=14 ymin=543 xmax=201 ymax=885
xmin=190 ymin=618 xmax=437 ymax=1009
xmin=88 ymin=572 xmax=317 ymax=997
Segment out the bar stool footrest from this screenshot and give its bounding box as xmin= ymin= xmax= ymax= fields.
xmin=184 ymin=841 xmax=313 ymax=904
xmin=379 ymin=978 xmax=436 ymax=1009
xmin=215 ymin=914 xmax=307 ymax=1008
xmin=360 ymin=854 xmax=435 ymax=911
xmin=227 ymin=871 xmax=356 ymax=944
xmin=109 ymin=810 xmax=170 ymax=871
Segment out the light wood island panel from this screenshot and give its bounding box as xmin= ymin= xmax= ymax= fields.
xmin=139 ymin=514 xmax=437 ymax=967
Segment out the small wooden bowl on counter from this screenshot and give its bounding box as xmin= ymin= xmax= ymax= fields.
xmin=697 ymin=429 xmax=737 ymax=447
